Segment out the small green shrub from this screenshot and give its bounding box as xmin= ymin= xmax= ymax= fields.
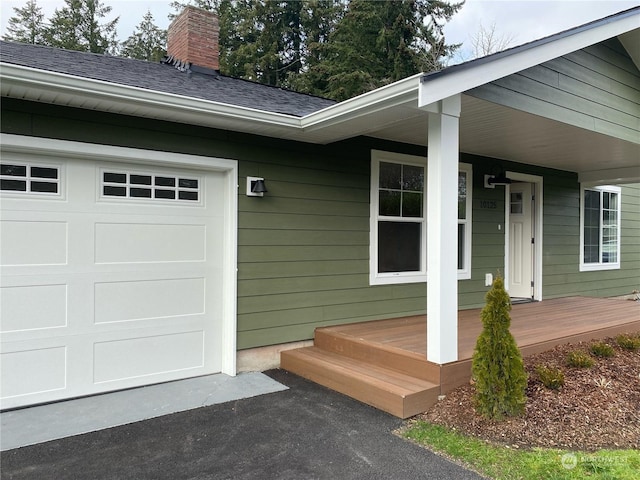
xmin=566 ymin=350 xmax=594 ymax=368
xmin=616 ymin=334 xmax=640 ymax=351
xmin=535 ymin=365 xmax=564 ymax=390
xmin=471 ymin=276 xmax=527 ymax=419
xmin=590 ymin=342 xmax=615 ymax=358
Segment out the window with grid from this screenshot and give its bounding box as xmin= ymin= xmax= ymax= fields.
xmin=580 ymin=186 xmax=621 ymax=271
xmin=370 ymin=151 xmax=472 ymax=285
xmin=0 ymin=163 xmax=61 ymax=196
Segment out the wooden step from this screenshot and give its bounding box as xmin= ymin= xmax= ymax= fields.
xmin=314 ymin=327 xmax=441 ymax=384
xmin=281 ymin=346 xmax=440 ymax=419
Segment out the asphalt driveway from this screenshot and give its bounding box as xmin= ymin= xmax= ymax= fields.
xmin=1 ymin=370 xmax=482 ymax=480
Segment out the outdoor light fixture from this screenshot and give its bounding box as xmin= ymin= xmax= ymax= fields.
xmin=484 ymin=166 xmax=512 ymax=188
xmin=246 ymin=176 xmax=268 ymax=197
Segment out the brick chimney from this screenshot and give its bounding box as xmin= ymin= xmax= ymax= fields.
xmin=167 ymin=6 xmax=219 ymax=71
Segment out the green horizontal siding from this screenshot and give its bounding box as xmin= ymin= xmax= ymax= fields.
xmin=468 ymin=39 xmax=640 ymax=143
xmin=2 ymin=98 xmax=639 ymax=352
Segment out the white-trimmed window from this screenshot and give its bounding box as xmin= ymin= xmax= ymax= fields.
xmin=0 ymin=162 xmax=61 ymax=196
xmin=580 ymin=185 xmax=621 ymax=271
xmin=369 ymin=150 xmax=472 ymax=285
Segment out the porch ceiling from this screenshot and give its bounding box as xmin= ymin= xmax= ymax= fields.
xmin=367 ymin=94 xmax=640 ymax=182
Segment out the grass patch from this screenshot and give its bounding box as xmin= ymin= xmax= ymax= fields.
xmin=402 ymin=421 xmax=640 ymax=480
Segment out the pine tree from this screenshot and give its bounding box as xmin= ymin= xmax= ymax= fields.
xmin=121 ymin=10 xmax=167 ymax=62
xmin=44 ymin=0 xmax=119 ymax=54
xmin=3 ymin=0 xmax=47 ymax=45
xmin=471 ymin=276 xmax=527 ymax=419
xmin=299 ymin=0 xmax=462 ymax=101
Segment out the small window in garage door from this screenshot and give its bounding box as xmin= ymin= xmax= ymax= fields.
xmin=100 ymin=169 xmax=202 ymax=203
xmin=0 ymin=162 xmax=61 ymax=196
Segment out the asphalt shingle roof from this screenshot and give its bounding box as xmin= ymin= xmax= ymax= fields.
xmin=0 ymin=41 xmax=336 ymax=117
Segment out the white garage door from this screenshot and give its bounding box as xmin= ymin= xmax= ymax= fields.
xmin=0 ymin=137 xmax=237 ymax=409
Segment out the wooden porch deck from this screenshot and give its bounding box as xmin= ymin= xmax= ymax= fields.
xmin=281 ymin=297 xmax=640 ymax=418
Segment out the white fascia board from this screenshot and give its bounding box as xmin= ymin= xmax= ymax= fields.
xmin=0 ymin=63 xmax=302 ymax=129
xmin=300 ymin=73 xmax=422 ymax=130
xmin=419 ymin=12 xmax=640 ymax=108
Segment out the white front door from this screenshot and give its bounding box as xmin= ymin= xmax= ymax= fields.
xmin=508 ymin=182 xmax=534 ymax=299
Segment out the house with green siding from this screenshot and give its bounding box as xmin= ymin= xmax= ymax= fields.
xmin=1 ymin=6 xmax=638 ymax=411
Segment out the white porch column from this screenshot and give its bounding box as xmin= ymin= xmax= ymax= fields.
xmin=424 ymin=95 xmax=460 ymax=364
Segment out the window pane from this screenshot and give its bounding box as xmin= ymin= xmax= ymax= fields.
xmin=379 ymin=162 xmax=401 ymax=189
xmin=379 ymin=190 xmax=401 ymax=216
xmin=179 ymin=178 xmax=198 ymax=188
xmin=1 ymin=179 xmax=27 ymax=191
xmin=155 ymin=189 xmax=175 ymax=199
xmin=104 ymin=172 xmax=126 ymax=183
xmin=378 ymin=221 xmax=421 ymax=273
xmin=130 ymin=187 xmax=152 ymax=198
xmin=1 ymin=164 xmax=27 ymax=176
xmin=583 ymin=190 xmax=600 ymax=263
xmin=130 ymin=174 xmax=152 ymax=185
xmin=104 ymin=185 xmax=126 ymax=196
xmin=458 ymin=172 xmax=467 ymax=220
xmin=458 ymin=223 xmax=465 ymax=270
xmin=178 ymin=191 xmax=198 ymax=201
xmin=30 ymin=167 xmax=58 ymax=179
xmin=30 ymin=181 xmax=58 ymax=193
xmin=402 ymin=192 xmax=422 ymax=217
xmin=510 ymin=192 xmax=523 ymax=214
xmin=403 ymin=165 xmax=423 ymax=191
xmin=155 ymin=176 xmax=176 ymax=187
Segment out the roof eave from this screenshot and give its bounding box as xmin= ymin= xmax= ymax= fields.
xmin=418 ymin=8 xmax=640 ymax=107
xmin=0 ymin=62 xmax=306 ymax=137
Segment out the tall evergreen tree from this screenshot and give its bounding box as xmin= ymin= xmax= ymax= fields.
xmin=168 ymin=0 xmax=461 ymax=99
xmin=44 ymin=0 xmax=119 ymax=54
xmin=3 ymin=0 xmax=47 ymax=45
xmin=305 ymin=0 xmax=461 ymax=101
xmin=121 ymin=10 xmax=167 ymax=62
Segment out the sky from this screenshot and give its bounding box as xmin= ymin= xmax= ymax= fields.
xmin=1 ymin=0 xmax=638 ymax=60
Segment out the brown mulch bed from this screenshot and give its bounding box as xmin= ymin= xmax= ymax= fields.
xmin=417 ymin=336 xmax=640 ymax=451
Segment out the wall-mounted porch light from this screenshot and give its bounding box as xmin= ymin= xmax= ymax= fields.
xmin=484 ymin=166 xmax=512 ymax=188
xmin=246 ymin=176 xmax=268 ymax=197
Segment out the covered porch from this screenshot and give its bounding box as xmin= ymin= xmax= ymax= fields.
xmin=281 ymin=296 xmax=640 ymax=418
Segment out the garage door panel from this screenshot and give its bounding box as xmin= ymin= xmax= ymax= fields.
xmin=1 ymin=283 xmax=68 ymax=333
xmin=94 ymin=277 xmax=206 ymax=324
xmin=0 ymin=346 xmax=67 ymax=399
xmin=94 ymin=223 xmax=206 ymax=264
xmin=0 ymin=220 xmax=68 ymax=266
xmin=93 ymin=330 xmax=205 ymax=384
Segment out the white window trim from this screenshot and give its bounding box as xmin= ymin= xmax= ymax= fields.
xmin=579 ymin=184 xmax=621 ymax=272
xmin=457 ymin=162 xmax=473 ymax=280
xmin=369 ymin=150 xmax=472 ymax=285
xmin=0 ymin=159 xmax=65 ymax=199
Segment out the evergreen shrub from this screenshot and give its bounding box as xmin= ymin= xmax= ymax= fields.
xmin=616 ymin=334 xmax=640 ymax=351
xmin=566 ymin=350 xmax=594 ymax=368
xmin=535 ymin=365 xmax=565 ymax=390
xmin=590 ymin=342 xmax=615 ymax=358
xmin=471 ymin=276 xmax=527 ymax=419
